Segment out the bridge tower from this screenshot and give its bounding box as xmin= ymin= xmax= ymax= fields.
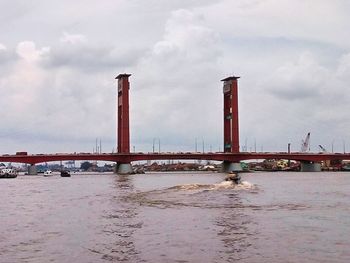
xmin=116 ymin=74 xmax=131 ymax=153
xmin=115 ymin=74 xmax=132 ymax=174
xmin=221 ymin=76 xmax=242 ymax=172
xmin=222 ymin=76 xmax=240 ymax=153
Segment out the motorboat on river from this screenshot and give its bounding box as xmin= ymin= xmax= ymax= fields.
xmin=43 ymin=170 xmax=53 ymax=176
xmin=0 ymin=168 xmax=18 ymax=178
xmin=60 ymin=171 xmax=71 ymax=177
xmin=225 ymin=172 xmax=241 ymax=184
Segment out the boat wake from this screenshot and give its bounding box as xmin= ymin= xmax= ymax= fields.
xmin=126 ymin=180 xmax=258 ymax=209
xmin=125 ymin=180 xmax=258 ymax=210
xmin=168 ymin=180 xmax=256 ymax=191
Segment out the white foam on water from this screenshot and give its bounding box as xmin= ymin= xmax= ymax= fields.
xmin=212 ymin=181 xmax=235 ymax=189
xmin=168 ymin=184 xmax=211 ymax=191
xmin=168 ymin=180 xmax=255 ymax=191
xmin=234 ymin=181 xmax=255 ymax=190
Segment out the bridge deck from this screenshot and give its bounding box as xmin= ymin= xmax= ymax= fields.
xmin=1 ymin=152 xmax=349 ymax=164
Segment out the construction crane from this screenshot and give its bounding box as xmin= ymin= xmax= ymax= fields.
xmin=300 ymin=132 xmax=311 ymax=152
xmin=319 ymin=145 xmax=327 ymax=153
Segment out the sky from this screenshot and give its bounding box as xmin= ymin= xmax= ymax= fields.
xmin=0 ymin=0 xmax=350 ymax=154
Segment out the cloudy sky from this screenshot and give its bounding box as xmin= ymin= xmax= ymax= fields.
xmin=1 ymin=0 xmax=349 ymax=154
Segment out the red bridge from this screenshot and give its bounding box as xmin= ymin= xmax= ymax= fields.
xmin=2 ymin=74 xmax=349 ymax=173
xmin=1 ymin=152 xmax=349 ymax=165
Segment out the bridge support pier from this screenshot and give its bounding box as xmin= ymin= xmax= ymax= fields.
xmin=115 ymin=163 xmax=133 ymax=174
xmin=300 ymin=161 xmax=322 ymax=172
xmin=27 ymin=164 xmax=37 ymax=175
xmin=222 ymin=161 xmax=242 ymax=173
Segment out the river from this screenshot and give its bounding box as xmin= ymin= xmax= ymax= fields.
xmin=0 ymin=171 xmax=349 ymax=262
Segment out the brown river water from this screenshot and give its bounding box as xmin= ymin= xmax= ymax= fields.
xmin=0 ymin=172 xmax=349 ymax=262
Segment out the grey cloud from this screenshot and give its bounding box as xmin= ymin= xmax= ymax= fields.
xmin=0 ymin=48 xmax=20 ymax=82
xmin=270 ymin=85 xmax=319 ymax=101
xmin=129 ymin=0 xmax=219 ymax=11
xmin=263 ymin=52 xmax=330 ymax=101
xmin=44 ymin=44 xmax=145 ymax=72
xmin=0 ymin=47 xmax=15 ymax=66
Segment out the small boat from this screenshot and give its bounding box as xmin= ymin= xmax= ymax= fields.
xmin=0 ymin=168 xmax=18 ymax=178
xmin=225 ymin=172 xmax=241 ymax=184
xmin=43 ymin=170 xmax=53 ymax=176
xmin=60 ymin=171 xmax=71 ymax=177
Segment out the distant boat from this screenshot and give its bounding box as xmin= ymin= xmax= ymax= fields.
xmin=0 ymin=168 xmax=18 ymax=178
xmin=43 ymin=170 xmax=53 ymax=176
xmin=60 ymin=171 xmax=71 ymax=177
xmin=342 ymin=165 xmax=350 ymax=171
